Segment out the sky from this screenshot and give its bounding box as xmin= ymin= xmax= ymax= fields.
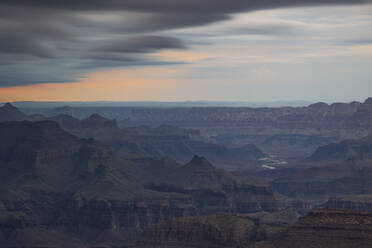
xmin=0 ymin=0 xmax=371 ymax=102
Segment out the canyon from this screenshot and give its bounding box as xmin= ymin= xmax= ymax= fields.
xmin=1 ymin=99 xmax=372 ymax=247
xmin=0 ymin=120 xmax=281 ymax=247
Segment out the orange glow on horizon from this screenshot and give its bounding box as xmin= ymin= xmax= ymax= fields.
xmin=0 ymin=50 xmax=211 ymax=102
xmin=0 ymin=67 xmax=182 ymax=102
xmin=151 ymin=50 xmax=210 ymax=63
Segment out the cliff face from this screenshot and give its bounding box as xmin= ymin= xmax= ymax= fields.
xmin=323 ymin=195 xmax=372 ymax=212
xmin=115 ymin=99 xmax=372 ymax=160
xmin=122 ymin=99 xmax=372 ymax=130
xmin=0 ymin=121 xmax=280 ymax=247
xmin=136 ymin=214 xmax=256 ymax=248
xmin=281 ymin=208 xmax=372 ymax=248
xmin=135 ymin=208 xmax=372 ymax=248
xmin=136 ymin=209 xmax=299 ymax=248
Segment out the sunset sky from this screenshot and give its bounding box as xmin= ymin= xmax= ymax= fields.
xmin=0 ymin=1 xmax=372 ymax=102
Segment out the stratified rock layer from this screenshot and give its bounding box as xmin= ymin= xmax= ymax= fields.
xmin=135 ymin=209 xmax=300 ymax=248
xmin=323 ymin=195 xmax=372 ymax=212
xmin=136 ymin=214 xmax=256 ymax=248
xmin=281 ymin=208 xmax=372 ymax=248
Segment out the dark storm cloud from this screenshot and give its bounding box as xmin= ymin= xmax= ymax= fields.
xmin=0 ymin=24 xmax=73 ymax=58
xmin=77 ymin=59 xmax=185 ymax=70
xmin=232 ymin=24 xmax=302 ymax=36
xmin=1 ymin=0 xmax=370 ymax=13
xmin=96 ymin=36 xmax=186 ymax=53
xmin=0 ymin=0 xmax=370 ymax=86
xmin=0 ymin=34 xmax=55 ymax=58
xmin=83 ymin=36 xmax=186 ymax=68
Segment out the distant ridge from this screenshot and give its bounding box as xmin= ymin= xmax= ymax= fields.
xmin=0 ymin=102 xmax=27 ymax=122
xmin=8 ymin=100 xmax=314 ymax=109
xmin=81 ymin=113 xmax=118 ymax=129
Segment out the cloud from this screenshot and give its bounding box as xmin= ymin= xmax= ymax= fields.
xmin=2 ymin=0 xmax=370 ymax=12
xmin=96 ymin=36 xmax=186 ymax=53
xmin=232 ymin=23 xmax=303 ymax=36
xmin=341 ymin=38 xmax=372 ymax=46
xmin=0 ymin=0 xmax=370 ymax=86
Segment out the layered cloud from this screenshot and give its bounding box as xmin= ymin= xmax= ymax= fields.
xmin=0 ymin=0 xmax=371 ymax=86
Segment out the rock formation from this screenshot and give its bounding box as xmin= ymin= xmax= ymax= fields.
xmin=272 ymin=133 xmax=372 ymax=201
xmin=136 ymin=214 xmax=257 ymax=248
xmin=45 ymin=114 xmax=265 ymax=171
xmin=136 ymin=209 xmax=299 ymax=248
xmin=308 ymin=132 xmax=372 ymax=162
xmin=0 ymin=103 xmax=27 ymax=122
xmin=0 ymin=121 xmax=280 ymax=247
xmin=81 ymin=113 xmax=119 ymax=129
xmin=281 ymin=208 xmax=372 ymax=248
xmin=118 ymin=98 xmax=372 ymax=159
xmin=135 ymin=208 xmax=372 ymax=248
xmin=323 ymin=195 xmax=372 ymax=212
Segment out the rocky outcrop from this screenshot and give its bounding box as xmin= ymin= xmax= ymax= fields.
xmin=281 ymin=208 xmax=372 ymax=248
